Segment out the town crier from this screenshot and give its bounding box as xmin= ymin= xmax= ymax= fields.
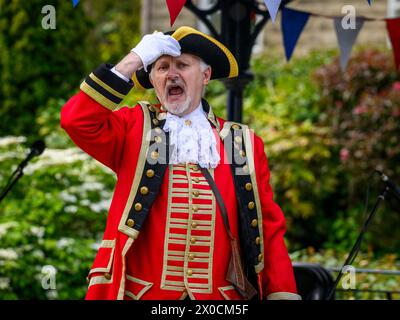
xmin=60 ymin=26 xmax=300 ymax=300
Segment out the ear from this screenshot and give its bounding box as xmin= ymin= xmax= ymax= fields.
xmin=203 ymin=66 xmax=212 ymax=85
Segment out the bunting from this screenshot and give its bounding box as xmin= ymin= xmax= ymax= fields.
xmin=334 ymin=17 xmax=365 ymax=71
xmin=386 ymin=18 xmax=400 ymax=69
xmin=166 ymin=0 xmax=187 ymax=27
xmin=281 ymin=7 xmax=310 ymax=61
xmin=264 ymin=0 xmax=282 ymax=23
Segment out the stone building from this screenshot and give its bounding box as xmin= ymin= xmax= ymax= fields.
xmin=141 ymin=0 xmax=397 ymax=57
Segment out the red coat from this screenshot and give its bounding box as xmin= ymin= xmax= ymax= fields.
xmin=60 ymin=65 xmax=299 ymax=300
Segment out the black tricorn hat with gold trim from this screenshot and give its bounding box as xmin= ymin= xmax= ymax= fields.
xmin=132 ymin=26 xmax=239 ymax=89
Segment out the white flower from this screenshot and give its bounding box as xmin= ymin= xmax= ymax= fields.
xmin=30 ymin=226 xmax=45 ymax=238
xmin=0 ymin=136 xmax=26 ymax=147
xmin=0 ymin=249 xmax=18 ymax=260
xmin=56 ymin=238 xmax=74 ymax=249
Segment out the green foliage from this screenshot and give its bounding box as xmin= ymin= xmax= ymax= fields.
xmin=291 ymin=249 xmax=400 ymax=300
xmin=0 ymin=0 xmax=94 ymax=137
xmin=0 ymin=137 xmax=116 ymax=299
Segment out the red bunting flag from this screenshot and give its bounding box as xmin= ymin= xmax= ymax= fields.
xmin=386 ymin=18 xmax=400 ymax=69
xmin=166 ymin=0 xmax=187 ymax=27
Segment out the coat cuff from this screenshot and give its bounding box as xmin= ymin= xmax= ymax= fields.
xmin=267 ymin=292 xmax=302 ymax=300
xmin=80 ymin=63 xmax=134 ymax=111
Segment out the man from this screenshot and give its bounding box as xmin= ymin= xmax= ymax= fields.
xmin=61 ymin=26 xmax=300 ymax=300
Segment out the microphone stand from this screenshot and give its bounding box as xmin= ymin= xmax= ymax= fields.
xmin=326 ymin=184 xmax=390 ymax=300
xmin=0 ymin=163 xmax=27 ymax=204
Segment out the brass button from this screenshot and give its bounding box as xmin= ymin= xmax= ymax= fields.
xmin=190 ymin=237 xmax=196 ymax=244
xmin=185 ymin=119 xmax=192 ymax=126
xmin=234 ymin=136 xmax=243 ymax=144
xmin=191 ymin=164 xmax=199 ymax=171
xmin=104 ymin=273 xmax=111 ymax=280
xmin=187 ymin=269 xmax=193 ymax=276
xmin=151 ymin=151 xmax=159 ymax=160
xmin=148 ymin=105 xmax=155 ymax=112
xmin=248 ymin=201 xmax=255 ymax=210
xmin=251 ymin=219 xmax=258 ymax=227
xmin=134 ymin=202 xmax=142 ymax=211
xmin=154 ymin=136 xmax=162 ymax=143
xmin=127 ymin=219 xmax=135 ymax=227
xmin=192 ymin=190 xmax=200 ymax=197
xmin=192 ymin=177 xmax=200 ymax=183
xmin=242 ymin=165 xmax=249 ymax=174
xmin=245 ymin=183 xmax=253 ymax=191
xmin=140 ymin=186 xmax=149 ymax=195
xmin=191 ymin=221 xmax=197 ymax=228
xmin=258 ymin=253 xmax=264 ymax=262
xmin=152 ymin=118 xmax=159 ymax=126
xmin=155 ymin=127 xmax=162 ymax=134
xmin=255 ymin=237 xmax=261 ymax=245
xmin=188 ymin=253 xmax=195 ymax=261
xmin=239 ymin=150 xmax=246 ymax=157
xmin=146 ymin=169 xmax=155 ymax=178
xmin=232 ymin=124 xmax=241 ymax=130
xmin=192 ymin=205 xmax=199 ymax=212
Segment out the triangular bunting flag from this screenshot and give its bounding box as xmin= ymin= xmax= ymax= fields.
xmin=281 ymin=8 xmax=310 ymax=61
xmin=72 ymin=0 xmax=80 ymax=7
xmin=264 ymin=0 xmax=282 ymax=23
xmin=334 ymin=17 xmax=365 ymax=71
xmin=166 ymin=0 xmax=186 ymax=27
xmin=386 ymin=18 xmax=400 ymax=69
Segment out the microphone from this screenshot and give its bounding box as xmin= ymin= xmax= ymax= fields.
xmin=18 ymin=140 xmax=46 ymax=169
xmin=376 ymin=169 xmax=400 ymax=202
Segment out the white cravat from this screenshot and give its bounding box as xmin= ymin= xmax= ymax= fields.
xmin=163 ymin=103 xmax=220 ymax=168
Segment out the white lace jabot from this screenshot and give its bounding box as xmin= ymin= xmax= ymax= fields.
xmin=163 ymin=103 xmax=220 ymax=169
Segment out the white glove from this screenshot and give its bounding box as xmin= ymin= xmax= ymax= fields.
xmin=131 ymin=32 xmax=181 ymax=72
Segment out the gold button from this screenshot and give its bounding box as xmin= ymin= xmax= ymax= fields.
xmin=188 ymin=253 xmax=195 ymax=261
xmin=190 ymin=237 xmax=196 ymax=244
xmin=104 ymin=273 xmax=111 ymax=280
xmin=152 ymin=118 xmax=159 ymax=125
xmin=134 ymin=203 xmax=142 ymax=211
xmin=193 ymin=190 xmax=200 ymax=197
xmin=140 ymin=186 xmax=149 ymax=195
xmin=239 ymin=150 xmax=246 ymax=157
xmin=187 ymin=269 xmax=193 ymax=276
xmin=155 ymin=127 xmax=162 ymax=134
xmin=127 ymin=219 xmax=135 ymax=227
xmin=232 ymin=124 xmax=241 ymax=130
xmin=191 ymin=221 xmax=197 ymax=228
xmin=255 ymin=237 xmax=261 ymax=245
xmin=148 ymin=105 xmax=155 ymax=112
xmin=146 ymin=169 xmax=155 ymax=178
xmin=191 ymin=165 xmax=199 ymax=171
xmin=258 ymin=253 xmax=264 ymax=262
xmin=234 ymin=136 xmax=243 ymax=144
xmin=242 ymin=165 xmax=249 ymax=174
xmin=185 ymin=119 xmax=192 ymax=126
xmin=248 ymin=201 xmax=255 ymax=210
xmin=192 ymin=177 xmax=200 ymax=183
xmin=251 ymin=219 xmax=258 ymax=227
xmin=154 ymin=136 xmax=162 ymax=143
xmin=151 ymin=151 xmax=159 ymax=160
xmin=245 ymin=183 xmax=253 ymax=191
xmin=192 ymin=205 xmax=199 ymax=212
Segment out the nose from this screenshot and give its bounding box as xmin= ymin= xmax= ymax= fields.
xmin=166 ymin=64 xmax=179 ymax=80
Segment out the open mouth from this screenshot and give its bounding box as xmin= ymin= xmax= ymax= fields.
xmin=167 ymin=84 xmax=184 ymax=98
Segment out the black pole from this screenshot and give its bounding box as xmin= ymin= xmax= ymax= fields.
xmin=184 ymin=0 xmax=294 ymax=123
xmin=326 ymin=185 xmax=389 ymax=300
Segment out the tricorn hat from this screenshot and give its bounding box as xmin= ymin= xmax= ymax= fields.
xmin=132 ymin=26 xmax=239 ymax=89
